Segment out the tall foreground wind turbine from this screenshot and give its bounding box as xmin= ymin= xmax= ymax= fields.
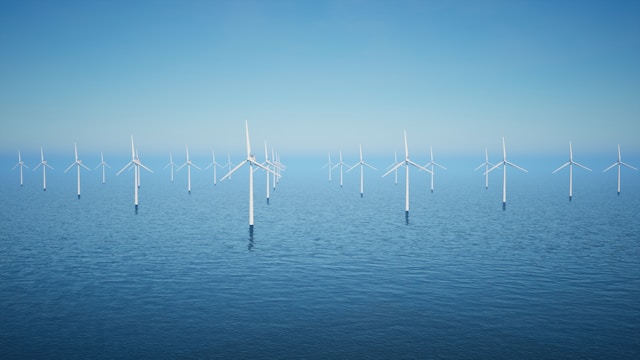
xmin=12 ymin=150 xmax=28 ymax=186
xmin=382 ymin=131 xmax=432 ymax=223
xmin=116 ymin=137 xmax=153 ymax=212
xmin=332 ymin=149 xmax=349 ymax=188
xmin=177 ymin=146 xmax=200 ymax=194
xmin=33 ymin=147 xmax=53 ymax=191
xmin=553 ymin=142 xmax=591 ymax=201
xmin=423 ymin=146 xmax=446 ymax=193
xmin=322 ymin=153 xmax=335 ymax=182
xmin=204 ymin=150 xmax=221 ymax=186
xmin=164 ymin=152 xmax=177 ymax=183
xmin=603 ymin=144 xmax=637 ymax=195
xmin=95 ymin=152 xmax=110 ymax=184
xmin=485 ymin=137 xmax=528 ymax=210
xmin=220 ymin=121 xmax=276 ymax=234
xmin=474 ymin=148 xmax=494 ymax=189
xmin=348 ymin=145 xmax=377 ymax=198
xmin=64 ymin=143 xmax=91 ymax=199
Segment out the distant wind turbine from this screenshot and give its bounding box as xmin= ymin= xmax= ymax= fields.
xmin=95 ymin=152 xmax=111 ymax=184
xmin=322 ymin=152 xmax=335 ymax=182
xmin=64 ymin=143 xmax=91 ymax=199
xmin=348 ymin=144 xmax=377 ymax=198
xmin=485 ymin=137 xmax=528 ymax=210
xmin=332 ymin=149 xmax=349 ymax=188
xmin=177 ymin=146 xmax=201 ymax=194
xmin=204 ymin=150 xmax=221 ymax=186
xmin=164 ymin=152 xmax=177 ymax=183
xmin=12 ymin=150 xmax=28 ymax=186
xmin=474 ymin=148 xmax=494 ymax=189
xmin=382 ymin=131 xmax=432 ymax=223
xmin=225 ymin=154 xmax=235 ymax=180
xmin=423 ymin=146 xmax=446 ymax=193
xmin=33 ymin=147 xmax=53 ymax=191
xmin=384 ymin=151 xmax=399 ymax=186
xmin=603 ymin=144 xmax=637 ymax=195
xmin=262 ymin=141 xmax=281 ymax=204
xmin=116 ymin=136 xmax=153 ymax=212
xmin=553 ymin=142 xmax=591 ymax=201
xmin=220 ymin=121 xmax=277 ymax=234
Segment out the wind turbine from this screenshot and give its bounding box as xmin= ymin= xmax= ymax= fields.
xmin=220 ymin=121 xmax=277 ymax=234
xmin=322 ymin=152 xmax=335 ymax=182
xmin=423 ymin=146 xmax=446 ymax=193
xmin=116 ymin=136 xmax=153 ymax=212
xmin=603 ymin=144 xmax=638 ymax=195
xmin=382 ymin=131 xmax=432 ymax=223
xmin=177 ymin=146 xmax=201 ymax=194
xmin=262 ymin=141 xmax=280 ymax=204
xmin=348 ymin=144 xmax=377 ymax=198
xmin=553 ymin=142 xmax=591 ymax=201
xmin=204 ymin=150 xmax=221 ymax=186
xmin=33 ymin=147 xmax=53 ymax=191
xmin=332 ymin=149 xmax=349 ymax=188
xmin=95 ymin=152 xmax=110 ymax=184
xmin=12 ymin=150 xmax=28 ymax=186
xmin=384 ymin=151 xmax=399 ymax=186
xmin=64 ymin=143 xmax=91 ymax=199
xmin=485 ymin=137 xmax=528 ymax=210
xmin=225 ymin=154 xmax=235 ymax=180
xmin=474 ymin=148 xmax=494 ymax=189
xmin=164 ymin=152 xmax=177 ymax=183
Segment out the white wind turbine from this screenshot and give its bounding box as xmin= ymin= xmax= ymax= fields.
xmin=603 ymin=144 xmax=638 ymax=195
xmin=261 ymin=141 xmax=282 ymax=204
xmin=384 ymin=151 xmax=399 ymax=186
xmin=474 ymin=148 xmax=494 ymax=189
xmin=332 ymin=149 xmax=349 ymax=188
xmin=164 ymin=152 xmax=177 ymax=183
xmin=204 ymin=150 xmax=221 ymax=186
xmin=116 ymin=136 xmax=153 ymax=212
xmin=485 ymin=137 xmax=528 ymax=210
xmin=553 ymin=142 xmax=591 ymax=201
xmin=220 ymin=121 xmax=277 ymax=234
xmin=177 ymin=146 xmax=201 ymax=194
xmin=382 ymin=131 xmax=432 ymax=223
xmin=348 ymin=144 xmax=377 ymax=198
xmin=64 ymin=143 xmax=91 ymax=199
xmin=95 ymin=152 xmax=111 ymax=184
xmin=33 ymin=147 xmax=53 ymax=191
xmin=423 ymin=146 xmax=446 ymax=193
xmin=225 ymin=154 xmax=235 ymax=180
xmin=322 ymin=152 xmax=335 ymax=182
xmin=12 ymin=150 xmax=28 ymax=187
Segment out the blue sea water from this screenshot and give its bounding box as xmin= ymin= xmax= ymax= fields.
xmin=1 ymin=155 xmax=639 ymax=359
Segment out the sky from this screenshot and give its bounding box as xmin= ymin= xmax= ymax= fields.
xmin=1 ymin=0 xmax=639 ymax=159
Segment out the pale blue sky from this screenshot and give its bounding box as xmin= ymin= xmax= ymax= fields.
xmin=1 ymin=0 xmax=639 ymax=157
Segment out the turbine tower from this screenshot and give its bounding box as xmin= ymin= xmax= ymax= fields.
xmin=64 ymin=143 xmax=91 ymax=199
xmin=95 ymin=152 xmax=111 ymax=184
xmin=552 ymin=142 xmax=591 ymax=201
xmin=116 ymin=136 xmax=153 ymax=212
xmin=347 ymin=144 xmax=377 ymax=198
xmin=12 ymin=150 xmax=29 ymax=187
xmin=603 ymin=144 xmax=638 ymax=195
xmin=382 ymin=131 xmax=432 ymax=223
xmin=164 ymin=152 xmax=177 ymax=183
xmin=474 ymin=148 xmax=494 ymax=189
xmin=485 ymin=137 xmax=528 ymax=210
xmin=204 ymin=150 xmax=221 ymax=186
xmin=220 ymin=121 xmax=277 ymax=235
xmin=177 ymin=146 xmax=201 ymax=194
xmin=423 ymin=146 xmax=446 ymax=193
xmin=33 ymin=147 xmax=53 ymax=191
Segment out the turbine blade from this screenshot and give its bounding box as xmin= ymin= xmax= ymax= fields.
xmin=573 ymin=162 xmax=592 ymax=171
xmin=408 ymin=160 xmax=432 ymax=174
xmin=505 ymin=160 xmax=528 ymax=172
xmin=176 ymin=163 xmax=187 ymax=172
xmin=64 ymin=163 xmax=75 ymax=173
xmin=363 ymin=162 xmax=377 ymax=170
xmin=346 ymin=163 xmax=359 ymax=172
xmin=192 ymin=164 xmax=202 ymax=170
xmin=245 ymin=120 xmax=251 ymax=158
xmin=116 ymin=162 xmax=134 ymax=176
xmin=382 ymin=162 xmax=404 ymax=177
xmin=139 ymin=163 xmax=154 ymax=173
xmin=620 ymin=161 xmax=638 ymax=171
xmin=220 ymin=161 xmax=246 ymax=181
xmin=251 ymin=159 xmax=277 ymax=175
xmin=484 ymin=161 xmax=504 ymax=175
xmin=80 ymin=163 xmax=91 ymax=171
xmin=603 ymin=163 xmax=618 ymax=172
xmin=553 ymin=162 xmax=570 ymax=173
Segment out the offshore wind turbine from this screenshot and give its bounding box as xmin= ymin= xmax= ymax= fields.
xmin=64 ymin=143 xmax=91 ymax=199
xmin=204 ymin=150 xmax=221 ymax=186
xmin=12 ymin=150 xmax=28 ymax=186
xmin=553 ymin=142 xmax=591 ymax=201
xmin=116 ymin=136 xmax=153 ymax=212
xmin=332 ymin=149 xmax=349 ymax=188
xmin=603 ymin=144 xmax=638 ymax=195
xmin=225 ymin=154 xmax=235 ymax=180
xmin=348 ymin=144 xmax=377 ymax=198
xmin=384 ymin=151 xmax=399 ymax=186
xmin=262 ymin=141 xmax=280 ymax=204
xmin=33 ymin=147 xmax=53 ymax=191
xmin=322 ymin=152 xmax=335 ymax=182
xmin=474 ymin=148 xmax=494 ymax=189
xmin=382 ymin=131 xmax=432 ymax=223
xmin=164 ymin=152 xmax=177 ymax=183
xmin=95 ymin=152 xmax=111 ymax=184
xmin=220 ymin=121 xmax=277 ymax=234
xmin=423 ymin=146 xmax=446 ymax=193
xmin=485 ymin=137 xmax=528 ymax=210
xmin=177 ymin=146 xmax=201 ymax=194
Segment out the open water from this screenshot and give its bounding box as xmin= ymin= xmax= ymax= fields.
xmin=1 ymin=155 xmax=639 ymax=359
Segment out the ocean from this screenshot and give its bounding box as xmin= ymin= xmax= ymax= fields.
xmin=1 ymin=154 xmax=639 ymax=359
